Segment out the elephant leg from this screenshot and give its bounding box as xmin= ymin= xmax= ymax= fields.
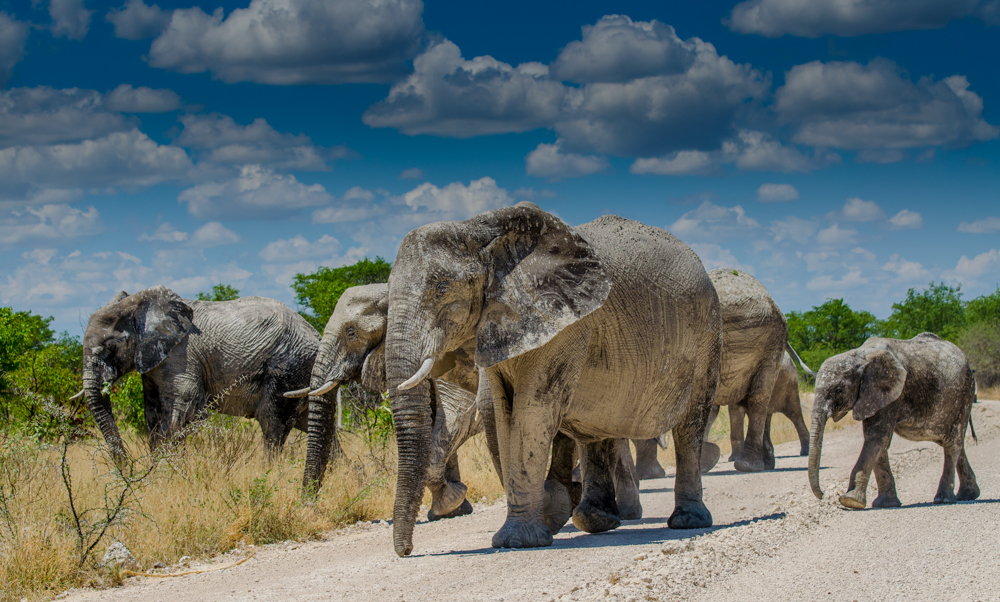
xmin=428 ymin=453 xmax=472 ymax=521
xmin=572 ymin=439 xmax=621 ymax=534
xmin=956 ymin=446 xmax=980 ymax=501
xmin=734 ymin=373 xmax=774 ymax=473
xmin=668 ymin=407 xmax=713 ymax=529
xmin=727 ymin=403 xmax=745 ymax=463
xmin=699 ymin=405 xmax=721 ymax=474
xmin=541 ymin=432 xmax=576 ymax=534
xmin=257 ymin=381 xmax=290 ymax=461
xmin=762 ymin=413 xmax=775 ymax=470
xmin=490 ymin=382 xmax=557 ymax=549
xmin=478 ymin=380 xmax=503 ymax=484
xmin=933 ymin=443 xmax=960 ymax=505
xmin=871 ymin=448 xmax=901 ymax=508
xmin=142 ymin=375 xmax=164 ymax=451
xmin=614 ymin=439 xmax=642 ymax=520
xmin=784 ymin=405 xmax=810 ymax=457
xmin=633 ymin=438 xmax=665 ymax=480
xmin=840 ymin=420 xmax=892 ymax=509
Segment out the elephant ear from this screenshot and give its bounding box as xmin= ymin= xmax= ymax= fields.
xmin=132 ymin=286 xmax=195 ymax=374
xmin=106 ymin=291 xmax=129 ymax=306
xmin=854 ymin=349 xmax=906 ymax=421
xmin=361 ymin=341 xmax=387 ymax=393
xmin=474 ymin=202 xmax=611 ymax=368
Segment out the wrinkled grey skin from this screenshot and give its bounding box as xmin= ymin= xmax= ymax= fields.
xmin=299 ymin=284 xmax=483 ymax=519
xmin=809 ymin=333 xmax=980 ymax=509
xmin=82 ymin=286 xmax=325 ymax=459
xmin=385 ymin=202 xmax=721 ymax=557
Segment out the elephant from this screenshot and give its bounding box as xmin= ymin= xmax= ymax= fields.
xmin=385 ymin=202 xmax=722 ymax=556
xmin=291 ymin=283 xmax=483 ymax=520
xmin=809 ymin=333 xmax=980 ymax=509
xmin=77 ymin=286 xmax=327 ymax=459
xmin=633 ymin=269 xmax=790 ymax=477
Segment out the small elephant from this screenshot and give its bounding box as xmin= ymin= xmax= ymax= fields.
xmin=385 ymin=203 xmax=721 ymax=556
xmin=79 ymin=286 xmax=326 ymax=458
xmin=291 ymin=283 xmax=483 ymax=520
xmin=809 ymin=333 xmax=980 ymax=509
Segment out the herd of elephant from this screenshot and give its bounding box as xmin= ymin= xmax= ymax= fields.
xmin=74 ymin=202 xmax=981 ymax=557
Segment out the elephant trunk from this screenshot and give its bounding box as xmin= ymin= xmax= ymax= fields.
xmin=386 ymin=324 xmax=436 ymax=557
xmin=302 ymin=384 xmax=340 ymax=495
xmin=83 ymin=355 xmax=125 ymax=460
xmin=808 ymin=398 xmax=829 ymax=500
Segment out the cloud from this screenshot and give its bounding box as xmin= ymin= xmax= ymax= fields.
xmin=190 ymin=222 xmax=239 ymax=246
xmin=887 ymin=209 xmax=923 ymax=230
xmin=832 ymin=197 xmax=885 ymax=222
xmin=105 ymin=84 xmax=182 ymax=113
xmin=631 ymin=151 xmax=716 ymax=176
xmin=0 ymin=204 xmax=102 ymax=245
xmin=106 ymin=0 xmax=171 ymax=40
xmin=670 ymin=201 xmax=760 ymax=242
xmin=689 ymin=243 xmax=754 ymax=274
xmin=775 ymin=59 xmax=999 ymax=150
xmin=138 ymin=222 xmax=187 ymax=242
xmin=770 ymin=216 xmax=817 ymax=244
xmin=957 ymin=216 xmax=1000 ymax=233
xmin=882 ymin=253 xmax=929 ymax=282
xmin=173 ymin=113 xmax=349 ymax=171
xmin=399 ymin=167 xmax=423 ymax=180
xmin=727 ymin=0 xmax=990 ymax=38
xmin=48 ymin=0 xmax=93 ymax=41
xmin=757 ymin=183 xmax=799 ymax=202
xmin=0 ymin=87 xmax=132 ymax=147
xmin=401 ymin=177 xmax=513 ymax=220
xmin=942 ymin=249 xmax=1000 ymax=286
xmin=806 ymin=269 xmax=868 ymax=292
xmin=178 ymin=164 xmax=334 ymax=220
xmin=0 ymin=13 xmax=29 ymax=88
xmin=525 ymin=141 xmax=609 ymax=179
xmin=855 ymin=149 xmax=904 ymax=164
xmin=147 ymin=0 xmax=425 ymax=84
xmin=815 ymin=223 xmax=858 ymax=246
xmin=259 ymin=234 xmax=341 ymax=262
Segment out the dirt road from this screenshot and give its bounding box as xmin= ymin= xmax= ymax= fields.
xmin=66 ymin=400 xmax=1000 ymax=602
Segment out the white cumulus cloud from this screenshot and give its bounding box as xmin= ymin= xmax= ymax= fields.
xmin=0 ymin=13 xmax=29 ymax=88
xmin=887 ymin=210 xmax=923 ymax=230
xmin=179 ymin=164 xmax=334 ymax=220
xmin=48 ymin=0 xmax=93 ymax=41
xmin=402 ymin=177 xmax=513 ymax=220
xmin=105 ymin=84 xmax=182 ymax=113
xmin=833 ymin=197 xmax=885 ymax=222
xmin=958 ymin=216 xmax=1000 ymax=233
xmin=526 ymin=141 xmax=609 ymax=180
xmin=670 ymin=201 xmax=761 ymax=242
xmin=631 ymin=151 xmax=716 ymax=176
xmin=882 ymin=254 xmax=930 ymax=282
xmin=0 ymin=204 xmax=102 ymax=245
xmin=106 ymin=0 xmax=171 ymax=40
xmin=815 ymin=223 xmax=858 ymax=247
xmin=757 ymin=183 xmax=799 ymax=202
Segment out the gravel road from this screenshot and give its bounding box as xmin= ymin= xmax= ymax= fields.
xmin=64 ymin=400 xmax=1000 ymax=602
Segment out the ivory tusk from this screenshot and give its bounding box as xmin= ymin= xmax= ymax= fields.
xmin=68 ymin=389 xmax=85 ymax=401
xmin=283 ymin=387 xmax=312 ymax=398
xmin=398 ymin=357 xmax=434 ymax=391
xmin=309 ymin=381 xmax=337 ymax=396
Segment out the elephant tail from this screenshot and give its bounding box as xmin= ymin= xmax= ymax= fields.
xmin=969 ymin=414 xmax=978 ymax=444
xmin=785 ymin=342 xmax=816 ymax=378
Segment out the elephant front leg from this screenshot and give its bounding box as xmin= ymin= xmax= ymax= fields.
xmin=726 ymin=403 xmax=746 ymax=463
xmin=541 ymin=432 xmax=577 ymax=534
xmin=427 ymin=454 xmax=472 ymax=521
xmin=956 ymin=446 xmax=980 ymax=501
xmin=734 ymin=395 xmax=771 ymax=473
xmin=633 ymin=438 xmax=666 ymax=480
xmin=572 ymin=439 xmax=622 ymax=533
xmin=613 ymin=439 xmax=642 ymax=520
xmin=840 ymin=420 xmax=892 ymax=509
xmin=933 ymin=444 xmax=960 ymax=505
xmin=668 ymin=420 xmax=712 ymax=529
xmin=871 ymin=449 xmax=901 ymax=508
xmin=491 ymin=396 xmax=556 ymax=549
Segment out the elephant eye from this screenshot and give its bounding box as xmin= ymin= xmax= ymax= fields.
xmin=346 ymin=326 xmax=356 ymax=339
xmin=549 ymin=245 xmax=560 ymax=254
xmin=436 ymin=281 xmax=449 ymax=296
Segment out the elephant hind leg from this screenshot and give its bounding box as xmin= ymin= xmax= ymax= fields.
xmin=726 ymin=403 xmax=746 ymax=463
xmin=933 ymin=443 xmax=959 ymax=505
xmin=956 ymin=447 xmax=980 ymax=501
xmin=614 ymin=439 xmax=642 ymax=520
xmin=633 ymin=438 xmax=666 ymax=480
xmin=572 ymin=439 xmax=621 ymax=534
xmin=668 ymin=418 xmax=712 ymax=529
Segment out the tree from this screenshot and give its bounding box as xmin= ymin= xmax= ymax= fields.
xmin=882 ymin=282 xmax=965 ymax=341
xmin=292 ymin=257 xmax=392 ymax=332
xmin=965 ymin=286 xmax=1000 ymax=325
xmin=786 ymin=299 xmax=882 ymax=376
xmin=197 ymin=284 xmax=240 ymax=302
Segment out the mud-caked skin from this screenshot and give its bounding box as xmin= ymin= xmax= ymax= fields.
xmin=384 ymin=203 xmax=721 ymax=557
xmin=81 ymin=287 xmax=327 ymax=460
xmin=809 ymin=333 xmax=980 ymax=509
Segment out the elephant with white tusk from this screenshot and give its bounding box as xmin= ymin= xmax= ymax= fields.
xmin=80 ymin=286 xmax=326 ymax=460
xmin=809 ymin=333 xmax=980 ymax=509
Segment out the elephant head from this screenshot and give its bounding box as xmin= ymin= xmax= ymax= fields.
xmin=292 ymin=284 xmax=389 ymax=491
xmin=808 ymin=347 xmax=906 ymax=499
xmin=385 ymin=202 xmax=611 ymax=557
xmin=81 ymin=286 xmax=194 ymax=457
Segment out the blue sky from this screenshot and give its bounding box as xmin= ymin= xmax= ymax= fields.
xmin=1 ymin=0 xmax=998 ymax=335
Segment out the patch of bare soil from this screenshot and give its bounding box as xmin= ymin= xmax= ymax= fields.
xmin=63 ymin=400 xmax=1000 ymax=602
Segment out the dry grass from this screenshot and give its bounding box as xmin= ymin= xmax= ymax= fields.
xmin=979 ymin=385 xmax=1000 ymax=401
xmin=0 ymin=420 xmax=503 ymax=601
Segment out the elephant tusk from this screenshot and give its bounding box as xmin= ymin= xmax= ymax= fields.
xmin=283 ymin=387 xmax=312 ymax=398
xmin=309 ymin=381 xmax=337 ymax=396
xmin=68 ymin=389 xmax=85 ymax=401
xmin=656 ymin=433 xmax=668 ymax=449
xmin=398 ymin=357 xmax=434 ymax=391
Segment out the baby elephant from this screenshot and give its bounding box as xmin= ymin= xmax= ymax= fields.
xmin=809 ymin=333 xmax=980 ymax=509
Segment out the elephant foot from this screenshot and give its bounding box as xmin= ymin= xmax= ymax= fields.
xmin=572 ymin=500 xmax=621 ymax=534
xmin=872 ymin=494 xmax=901 ymax=508
xmin=957 ymin=483 xmax=981 ymax=501
xmin=733 ymin=455 xmax=766 ymax=473
xmin=427 ymin=499 xmax=473 ymax=521
xmin=667 ymin=501 xmax=712 ymax=529
xmin=429 ymin=480 xmax=468 ymax=518
xmin=636 ymin=459 xmax=666 ymax=481
xmin=838 ymin=488 xmax=867 ymax=510
xmin=568 ymin=481 xmax=583 ymax=508
xmin=933 ymin=489 xmax=958 ymax=505
xmin=542 ymin=480 xmax=573 ymax=534
xmin=799 ymin=447 xmax=809 ymax=457
xmin=491 ymin=518 xmax=553 ymax=549
xmin=727 ymin=453 xmax=738 ymax=463
xmin=763 ymin=452 xmax=776 ymax=471
xmin=700 ymin=442 xmax=721 ymax=474
xmin=617 ymin=498 xmax=642 ymax=521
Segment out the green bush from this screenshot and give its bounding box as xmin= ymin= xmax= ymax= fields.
xmin=109 ymin=373 xmax=146 ymax=436
xmin=292 ymin=258 xmax=391 ymax=332
xmin=957 ymin=319 xmax=1000 ymax=388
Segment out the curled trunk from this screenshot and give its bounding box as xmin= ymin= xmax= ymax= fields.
xmin=83 ymin=356 xmax=125 ymax=460
xmin=808 ymin=400 xmax=829 ymax=499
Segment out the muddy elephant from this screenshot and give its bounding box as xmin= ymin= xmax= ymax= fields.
xmin=809 ymin=333 xmax=980 ymax=509
xmin=77 ymin=286 xmax=325 ymax=458
xmin=385 ymin=202 xmax=722 ymax=556
xmin=290 ymin=283 xmax=483 ymax=520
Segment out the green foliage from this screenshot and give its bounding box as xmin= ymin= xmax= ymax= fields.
xmin=882 ymin=282 xmax=966 ymax=341
xmin=965 ymin=286 xmax=1000 ymax=325
xmin=197 ymin=284 xmax=240 ymax=302
xmin=957 ymin=318 xmax=1000 ymax=388
xmin=109 ymin=372 xmax=146 ymax=436
xmin=786 ymin=299 xmax=882 ymax=375
xmin=291 ymin=257 xmax=392 ymax=332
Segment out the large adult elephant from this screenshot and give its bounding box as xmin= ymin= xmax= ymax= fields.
xmin=77 ymin=286 xmax=326 ymax=458
xmin=809 ymin=333 xmax=979 ymax=509
xmin=289 ymin=283 xmax=482 ymax=520
xmin=385 ymin=202 xmax=722 ymax=557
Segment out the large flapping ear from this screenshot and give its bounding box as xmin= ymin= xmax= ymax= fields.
xmin=361 ymin=341 xmax=387 ymax=393
xmin=107 ymin=291 xmax=129 ymax=306
xmin=130 ymin=286 xmax=194 ymax=374
xmin=474 ymin=202 xmax=611 ymax=368
xmin=854 ymin=349 xmax=907 ymax=421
